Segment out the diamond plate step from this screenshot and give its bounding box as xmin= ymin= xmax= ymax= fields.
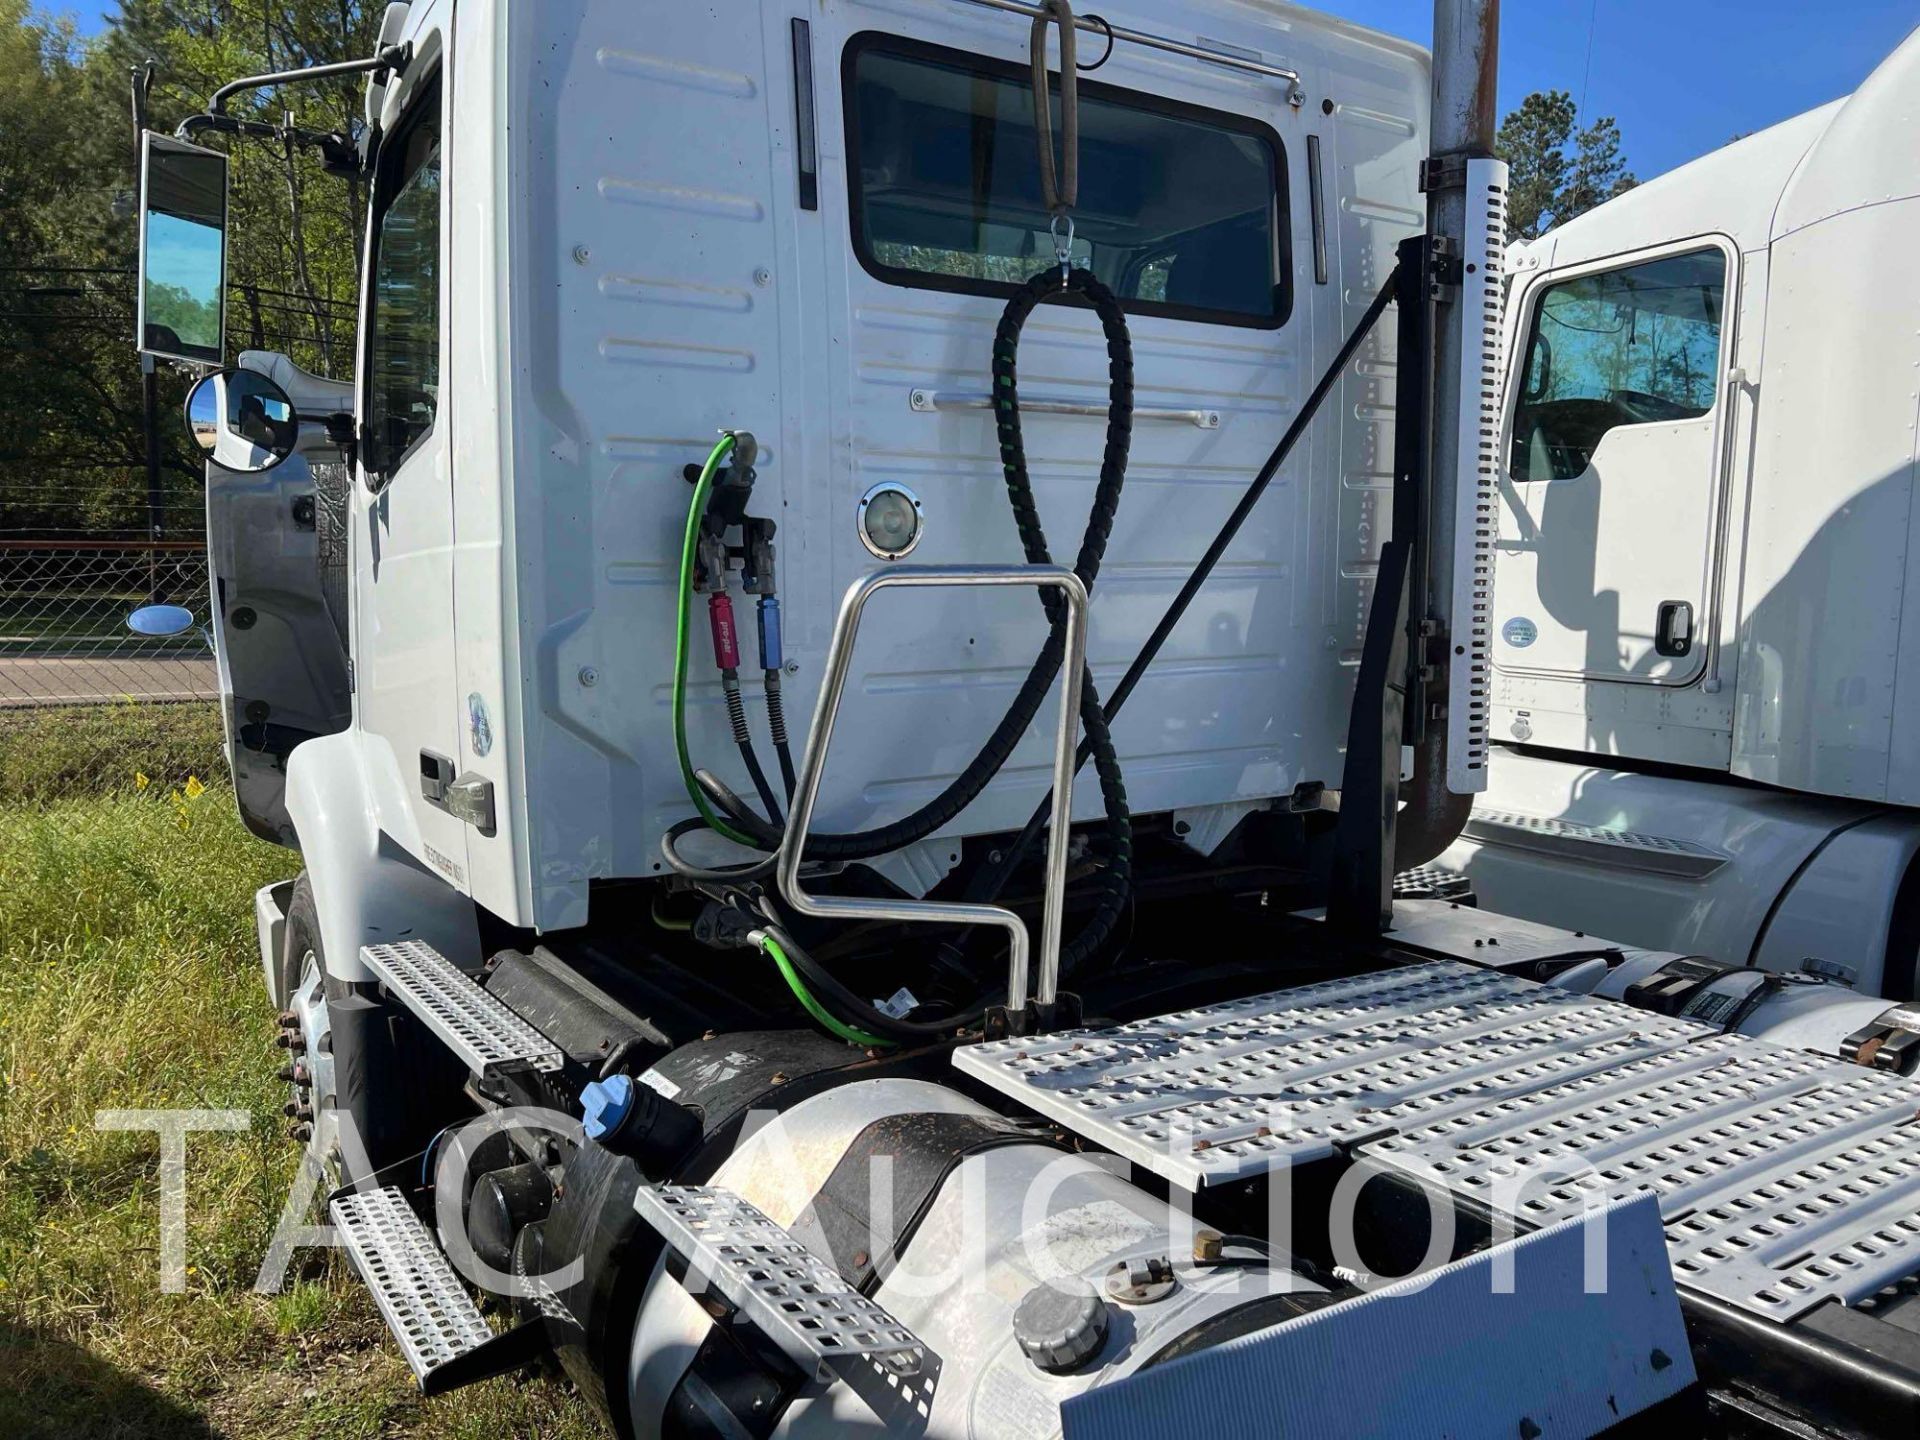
xmin=635 ymin=1185 xmax=926 ymax=1381
xmin=331 ymin=1185 xmax=494 ymax=1386
xmin=361 ymin=940 xmax=561 ymax=1078
xmin=954 ymin=956 xmax=1920 ymax=1323
xmin=1358 ymin=1034 xmax=1920 ymax=1321
xmin=952 ymin=959 xmax=1706 ymax=1190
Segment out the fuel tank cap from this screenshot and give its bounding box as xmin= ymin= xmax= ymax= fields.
xmin=1012 ymin=1275 xmax=1109 ymax=1374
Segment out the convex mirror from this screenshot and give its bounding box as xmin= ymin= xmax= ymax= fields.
xmin=184 ymin=368 xmax=299 ymax=473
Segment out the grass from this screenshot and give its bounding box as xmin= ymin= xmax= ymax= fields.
xmin=0 ymin=782 xmax=607 ymax=1438
xmin=0 ymin=704 xmax=228 ymax=807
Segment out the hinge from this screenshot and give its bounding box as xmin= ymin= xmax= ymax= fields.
xmin=1419 ymin=153 xmax=1470 ymax=194
xmin=1426 ymin=235 xmax=1462 ymax=303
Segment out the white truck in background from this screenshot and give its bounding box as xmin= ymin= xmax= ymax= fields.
xmin=126 ymin=2 xmax=1920 ymax=1435
xmin=1444 ymin=27 xmax=1920 ymax=999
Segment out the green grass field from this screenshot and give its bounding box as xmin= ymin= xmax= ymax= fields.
xmin=0 ymin=704 xmax=228 ymax=807
xmin=0 ymin=747 xmax=604 ymax=1436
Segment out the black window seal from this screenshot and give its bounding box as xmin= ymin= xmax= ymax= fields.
xmin=840 ymin=30 xmax=1292 ymax=332
xmin=359 ymin=69 xmax=443 ymax=492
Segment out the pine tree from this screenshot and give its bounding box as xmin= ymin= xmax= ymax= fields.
xmin=1564 ymin=115 xmax=1635 ymax=219
xmin=1495 ymin=89 xmax=1638 ymax=241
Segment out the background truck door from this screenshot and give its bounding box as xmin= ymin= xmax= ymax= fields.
xmin=1494 ymin=240 xmax=1735 ymax=689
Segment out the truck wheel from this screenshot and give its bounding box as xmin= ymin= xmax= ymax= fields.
xmin=280 ymin=875 xmax=341 ymax=1182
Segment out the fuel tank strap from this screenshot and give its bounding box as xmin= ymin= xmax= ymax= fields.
xmin=785 ymin=1110 xmax=1060 ymax=1293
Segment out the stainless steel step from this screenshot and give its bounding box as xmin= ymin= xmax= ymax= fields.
xmin=331 ymin=1185 xmax=494 ymax=1386
xmin=360 ymin=940 xmax=561 ymax=1078
xmin=635 ymin=1184 xmax=926 ymax=1382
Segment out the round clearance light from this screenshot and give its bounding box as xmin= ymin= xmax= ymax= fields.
xmin=857 ymin=482 xmax=924 ymax=560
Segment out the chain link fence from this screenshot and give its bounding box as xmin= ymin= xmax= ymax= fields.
xmin=0 ymin=540 xmax=226 ymax=808
xmin=0 ymin=264 xmax=355 ymax=815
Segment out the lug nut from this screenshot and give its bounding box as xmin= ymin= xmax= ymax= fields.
xmin=287 ymin=1123 xmax=312 ymax=1142
xmin=275 ymin=1033 xmax=306 ymax=1053
xmin=282 ymin=1102 xmax=313 ymax=1122
xmin=278 ymin=1010 xmax=299 ymax=1027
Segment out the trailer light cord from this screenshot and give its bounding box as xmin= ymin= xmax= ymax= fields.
xmin=750 ymin=909 xmax=989 ymax=1045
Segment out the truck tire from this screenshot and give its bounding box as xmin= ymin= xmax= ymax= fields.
xmin=280 ymin=873 xmax=323 ymax=1001
xmin=280 ymin=874 xmax=342 ymax=1180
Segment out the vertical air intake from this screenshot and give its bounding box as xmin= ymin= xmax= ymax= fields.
xmin=1446 ymin=157 xmax=1508 ymax=794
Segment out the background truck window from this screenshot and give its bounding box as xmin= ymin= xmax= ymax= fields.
xmin=1510 ymin=248 xmax=1724 ymax=482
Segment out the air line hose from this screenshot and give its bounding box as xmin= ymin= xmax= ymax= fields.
xmin=690 ymin=269 xmax=1136 ymax=968
xmin=753 ymin=929 xmax=888 ymax=1048
xmin=672 ymin=432 xmax=761 ymax=848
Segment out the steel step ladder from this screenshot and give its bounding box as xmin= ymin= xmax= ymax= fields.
xmin=360 ymin=940 xmax=562 ymax=1078
xmin=330 ymin=1185 xmax=548 ymax=1394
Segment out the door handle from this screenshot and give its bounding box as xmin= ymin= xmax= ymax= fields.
xmin=1655 ymin=600 xmax=1694 ymax=658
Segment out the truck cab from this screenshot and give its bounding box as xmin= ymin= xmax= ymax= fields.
xmin=1445 ymin=27 xmax=1920 ymax=998
xmin=132 ymin=4 xmax=1920 ymax=1436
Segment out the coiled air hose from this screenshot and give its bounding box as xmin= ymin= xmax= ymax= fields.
xmin=682 ymin=269 xmax=1137 ymax=971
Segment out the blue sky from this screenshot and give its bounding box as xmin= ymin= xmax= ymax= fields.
xmin=1339 ymin=1 xmax=1917 ymax=179
xmin=52 ymin=2 xmax=1919 ymax=183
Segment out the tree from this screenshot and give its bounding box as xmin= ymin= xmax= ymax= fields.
xmin=1495 ymin=89 xmax=1637 ymax=241
xmin=1564 ymin=115 xmax=1635 ymax=219
xmin=0 ymin=2 xmax=375 ymax=540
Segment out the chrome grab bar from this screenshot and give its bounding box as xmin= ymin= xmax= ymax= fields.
xmin=909 ymin=388 xmax=1221 ymax=430
xmin=955 ymin=0 xmax=1307 ymax=104
xmin=776 ymin=565 xmax=1089 ymax=1014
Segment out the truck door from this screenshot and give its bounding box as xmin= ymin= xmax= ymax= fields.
xmin=351 ymin=13 xmax=470 ymax=890
xmin=1494 ymin=240 xmax=1736 ymax=689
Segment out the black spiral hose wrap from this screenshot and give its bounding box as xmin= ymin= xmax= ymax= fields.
xmin=987 ymin=268 xmax=1133 ymax=969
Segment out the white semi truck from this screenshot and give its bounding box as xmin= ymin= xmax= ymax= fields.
xmin=1440 ymin=29 xmax=1920 ymax=1002
xmin=132 ymin=2 xmax=1920 ymax=1436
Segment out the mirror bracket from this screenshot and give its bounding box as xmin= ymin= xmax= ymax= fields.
xmin=171 ymin=43 xmax=411 ymax=178
xmin=174 ymin=112 xmax=360 ymax=176
xmin=322 ymin=412 xmax=358 ymax=470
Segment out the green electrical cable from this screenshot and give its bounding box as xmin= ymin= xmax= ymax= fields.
xmin=673 ymin=432 xmax=761 ymax=846
xmin=757 ymin=932 xmax=891 ymax=1048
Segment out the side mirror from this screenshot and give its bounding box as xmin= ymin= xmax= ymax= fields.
xmin=184 ymin=368 xmax=300 ymax=473
xmin=137 ymin=133 xmax=228 ymax=364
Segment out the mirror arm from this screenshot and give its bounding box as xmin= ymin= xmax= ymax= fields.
xmin=170 ymin=42 xmax=408 ymax=175
xmin=203 ymin=43 xmax=410 ymax=117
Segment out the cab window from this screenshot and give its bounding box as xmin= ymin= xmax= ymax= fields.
xmin=364 ymin=82 xmax=442 ymax=477
xmin=1509 ymin=249 xmax=1725 ymax=481
xmin=844 ymin=33 xmax=1289 ymax=329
